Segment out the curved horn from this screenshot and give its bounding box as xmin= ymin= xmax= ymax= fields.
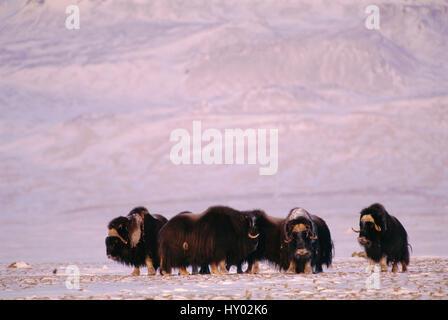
xmin=302 ymin=210 xmax=318 ymax=241
xmin=283 ymin=207 xmax=306 ymax=242
xmin=128 ymin=214 xmax=144 ymax=248
xmin=351 ymin=227 xmax=360 ymax=233
xmin=288 ymin=208 xmax=318 ymax=241
xmin=283 ymin=221 xmax=293 ymax=243
xmin=108 ymin=228 xmax=128 ymax=244
xmin=248 ymin=233 xmax=260 ymax=239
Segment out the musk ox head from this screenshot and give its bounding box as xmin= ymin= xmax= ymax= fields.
xmin=283 ymin=208 xmax=318 ymax=264
xmin=105 ymin=207 xmax=148 ymax=262
xmin=354 ymin=203 xmax=387 ymax=248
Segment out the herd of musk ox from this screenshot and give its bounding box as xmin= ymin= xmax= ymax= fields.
xmin=105 ymin=203 xmax=410 ymax=276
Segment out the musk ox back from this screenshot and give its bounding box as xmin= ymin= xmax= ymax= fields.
xmin=354 ymin=203 xmax=410 ymax=272
xmin=105 ymin=207 xmax=168 ymax=275
xmin=247 ymin=208 xmax=333 ymax=274
xmin=158 ymin=205 xmax=261 ymax=275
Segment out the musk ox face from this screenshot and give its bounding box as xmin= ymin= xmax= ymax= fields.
xmin=285 ymin=218 xmax=315 ymax=262
xmin=105 ymin=207 xmax=148 ymax=264
xmin=105 ymin=216 xmax=133 ymax=262
xmin=282 ymin=208 xmax=321 ymax=273
xmin=357 ymin=211 xmax=384 ymax=249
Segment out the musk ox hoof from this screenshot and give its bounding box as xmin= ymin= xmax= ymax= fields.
xmin=304 ymin=263 xmax=312 ymax=274
xmin=247 ymin=268 xmax=260 ymax=275
xmin=365 ymin=265 xmax=374 ymax=273
xmin=147 ymin=268 xmax=156 ymax=276
xmin=179 ymin=267 xmax=190 ymax=276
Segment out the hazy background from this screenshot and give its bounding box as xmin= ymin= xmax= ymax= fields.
xmin=0 ymin=0 xmax=447 ymax=263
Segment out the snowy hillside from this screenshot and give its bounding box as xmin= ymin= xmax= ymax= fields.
xmin=0 ymin=0 xmax=447 ymax=262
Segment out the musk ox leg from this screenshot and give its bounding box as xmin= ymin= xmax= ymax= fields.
xmin=365 ymin=259 xmax=375 ymax=273
xmin=210 ymin=263 xmax=220 ymax=274
xmin=392 ymin=261 xmax=398 ymax=273
xmin=246 ymin=261 xmax=259 ymax=274
xmin=161 ymin=269 xmax=171 ymax=276
xmin=286 ymin=261 xmax=296 ymax=274
xmin=218 ymin=260 xmax=228 ymax=274
xmin=145 ymin=256 xmax=156 ymax=276
xmin=304 ymin=262 xmax=312 ymax=274
xmin=131 ymin=267 xmax=140 ymax=276
xmin=250 ymin=260 xmax=260 ymax=274
xmin=179 ymin=266 xmax=190 ymax=276
xmin=313 ymin=263 xmax=323 ymax=274
xmin=401 ymin=261 xmax=408 ymax=272
xmin=380 ymin=256 xmax=388 ymax=272
xmin=199 ymin=265 xmax=210 ymax=274
xmin=192 ymin=265 xmax=198 ymax=275
xmin=160 ymin=259 xmax=171 ymax=276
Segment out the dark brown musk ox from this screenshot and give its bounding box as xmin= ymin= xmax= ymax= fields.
xmin=245 ymin=208 xmax=334 ymax=274
xmin=352 ymin=203 xmax=410 ymax=272
xmin=105 ymin=206 xmax=168 ymax=275
xmin=157 ymin=205 xmax=262 ymax=275
xmin=177 ymin=211 xmax=210 ymax=275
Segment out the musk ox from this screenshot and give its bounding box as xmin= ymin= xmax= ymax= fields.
xmin=177 ymin=211 xmax=210 ymax=275
xmin=246 ymin=208 xmax=334 ymax=274
xmin=353 ymin=203 xmax=410 ymax=272
xmin=105 ymin=207 xmax=168 ymax=275
xmin=158 ymin=205 xmax=262 ymax=275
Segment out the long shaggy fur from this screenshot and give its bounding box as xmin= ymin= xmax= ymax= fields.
xmin=247 ymin=208 xmax=334 ymax=273
xmin=357 ymin=203 xmax=410 ymax=271
xmin=158 ymin=205 xmax=261 ymax=274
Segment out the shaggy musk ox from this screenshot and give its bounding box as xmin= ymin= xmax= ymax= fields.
xmin=353 ymin=203 xmax=410 ymax=272
xmin=158 ymin=206 xmax=262 ymax=275
xmin=105 ymin=207 xmax=168 ymax=275
xmin=246 ymin=208 xmax=333 ymax=274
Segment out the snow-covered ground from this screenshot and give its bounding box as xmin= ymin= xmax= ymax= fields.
xmin=1 ymin=258 xmax=447 ymax=300
xmin=0 ymin=0 xmax=448 ymax=299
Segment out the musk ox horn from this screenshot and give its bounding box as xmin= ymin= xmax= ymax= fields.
xmin=351 ymin=227 xmax=360 ymax=233
xmin=108 ymin=228 xmax=128 ymax=244
xmin=283 ymin=207 xmax=307 ymax=242
xmin=361 ymin=214 xmax=382 ymax=232
xmin=287 ymin=209 xmax=318 ymax=241
xmin=128 ymin=214 xmax=144 ymax=248
xmin=248 ymin=233 xmax=260 ymax=239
